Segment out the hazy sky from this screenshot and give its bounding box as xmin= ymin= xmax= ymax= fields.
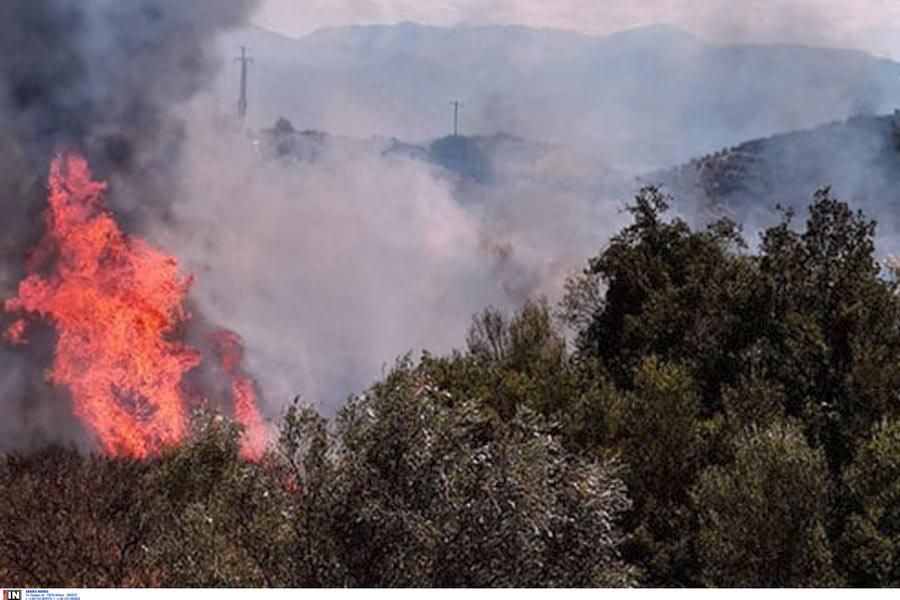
xmin=254 ymin=0 xmax=900 ymax=58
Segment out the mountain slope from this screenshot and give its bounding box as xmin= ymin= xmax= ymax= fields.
xmin=645 ymin=112 xmax=900 ymax=237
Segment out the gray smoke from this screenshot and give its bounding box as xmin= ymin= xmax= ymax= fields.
xmin=0 ymin=0 xmax=257 ymax=230
xmin=151 ymin=111 xmax=630 ymax=413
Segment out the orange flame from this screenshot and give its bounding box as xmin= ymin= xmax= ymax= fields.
xmin=4 ymin=153 xmax=266 ymax=459
xmin=214 ymin=329 xmax=266 ymax=461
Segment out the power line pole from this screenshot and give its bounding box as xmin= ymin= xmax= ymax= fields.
xmin=235 ymin=46 xmax=253 ymax=123
xmin=449 ymin=100 xmax=462 ymax=136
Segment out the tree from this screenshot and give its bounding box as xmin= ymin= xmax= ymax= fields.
xmin=757 ymin=190 xmax=900 ymax=471
xmin=693 ymin=422 xmax=839 ymax=587
xmin=272 ymin=399 xmax=347 ymax=587
xmin=564 ymin=187 xmax=900 ymax=586
xmin=325 ymin=359 xmax=637 ymax=587
xmin=429 ymin=300 xmax=608 ymax=452
xmin=603 ymin=357 xmax=716 ymax=585
xmin=0 ymin=448 xmax=156 ymax=586
xmin=146 ymin=413 xmax=289 ymax=587
xmin=839 ymin=417 xmax=900 ymax=586
xmin=274 ymin=117 xmax=296 ymax=133
xmin=563 ymin=186 xmax=762 ymax=411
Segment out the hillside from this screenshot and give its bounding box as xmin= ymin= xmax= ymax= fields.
xmin=385 ymin=132 xmax=627 ymax=193
xmin=645 ymin=112 xmax=900 ymax=236
xmin=255 ymin=119 xmax=629 ymax=197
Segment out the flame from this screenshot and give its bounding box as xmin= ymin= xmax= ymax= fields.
xmin=4 ymin=153 xmax=266 ymax=459
xmin=214 ymin=329 xmax=266 ymax=461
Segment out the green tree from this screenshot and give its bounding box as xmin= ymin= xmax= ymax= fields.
xmin=326 ymin=359 xmax=637 ymax=587
xmin=839 ymin=417 xmax=900 ymax=586
xmin=563 ymin=186 xmax=763 ymax=412
xmin=603 ymin=357 xmax=721 ymax=585
xmin=429 ymin=300 xmax=608 ymax=451
xmin=693 ymin=422 xmax=839 ymax=587
xmin=272 ymin=399 xmax=347 ymax=586
xmin=146 ymin=413 xmax=289 ymax=587
xmin=756 ymin=190 xmax=900 ymax=471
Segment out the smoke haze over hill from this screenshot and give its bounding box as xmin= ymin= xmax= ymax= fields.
xmin=214 ymin=23 xmax=900 ymax=172
xmin=647 ymin=113 xmax=900 ymax=252
xmin=253 ymin=0 xmax=900 ymax=59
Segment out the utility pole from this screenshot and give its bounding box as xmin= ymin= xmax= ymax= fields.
xmin=235 ymin=46 xmax=253 ymax=123
xmin=449 ymin=100 xmax=462 ymax=136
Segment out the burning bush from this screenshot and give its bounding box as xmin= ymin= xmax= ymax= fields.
xmin=4 ymin=153 xmax=266 ymax=459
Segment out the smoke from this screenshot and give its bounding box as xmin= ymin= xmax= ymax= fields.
xmin=4 ymin=2 xmax=897 ymax=449
xmin=255 ymin=0 xmax=900 ymax=58
xmin=0 ymin=0 xmax=621 ymax=447
xmin=219 ymin=21 xmax=900 ymax=177
xmin=149 ymin=110 xmax=629 ymax=411
xmin=0 ymin=0 xmax=257 ymax=260
xmin=0 ymin=0 xmax=257 ymax=451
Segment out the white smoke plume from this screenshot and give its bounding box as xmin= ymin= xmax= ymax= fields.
xmin=151 ymin=106 xmax=629 ymax=411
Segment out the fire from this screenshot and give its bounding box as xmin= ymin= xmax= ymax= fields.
xmin=4 ymin=153 xmax=266 ymax=459
xmin=214 ymin=329 xmax=266 ymax=461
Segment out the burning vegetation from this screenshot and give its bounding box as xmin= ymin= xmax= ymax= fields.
xmin=4 ymin=153 xmax=266 ymax=460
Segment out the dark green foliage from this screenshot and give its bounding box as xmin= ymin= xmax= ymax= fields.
xmin=756 ymin=191 xmax=900 ymax=470
xmin=720 ymin=373 xmax=786 ymax=430
xmin=563 ymin=186 xmax=900 ymax=586
xmin=564 ymin=186 xmax=763 ymax=411
xmin=603 ymin=358 xmax=713 ymax=584
xmin=839 ymin=418 xmax=900 ymax=586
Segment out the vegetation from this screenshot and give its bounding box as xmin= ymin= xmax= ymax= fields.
xmin=2 ymin=186 xmax=900 ymax=587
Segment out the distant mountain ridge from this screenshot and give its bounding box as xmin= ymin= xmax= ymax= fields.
xmin=214 ymin=23 xmax=900 ymax=172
